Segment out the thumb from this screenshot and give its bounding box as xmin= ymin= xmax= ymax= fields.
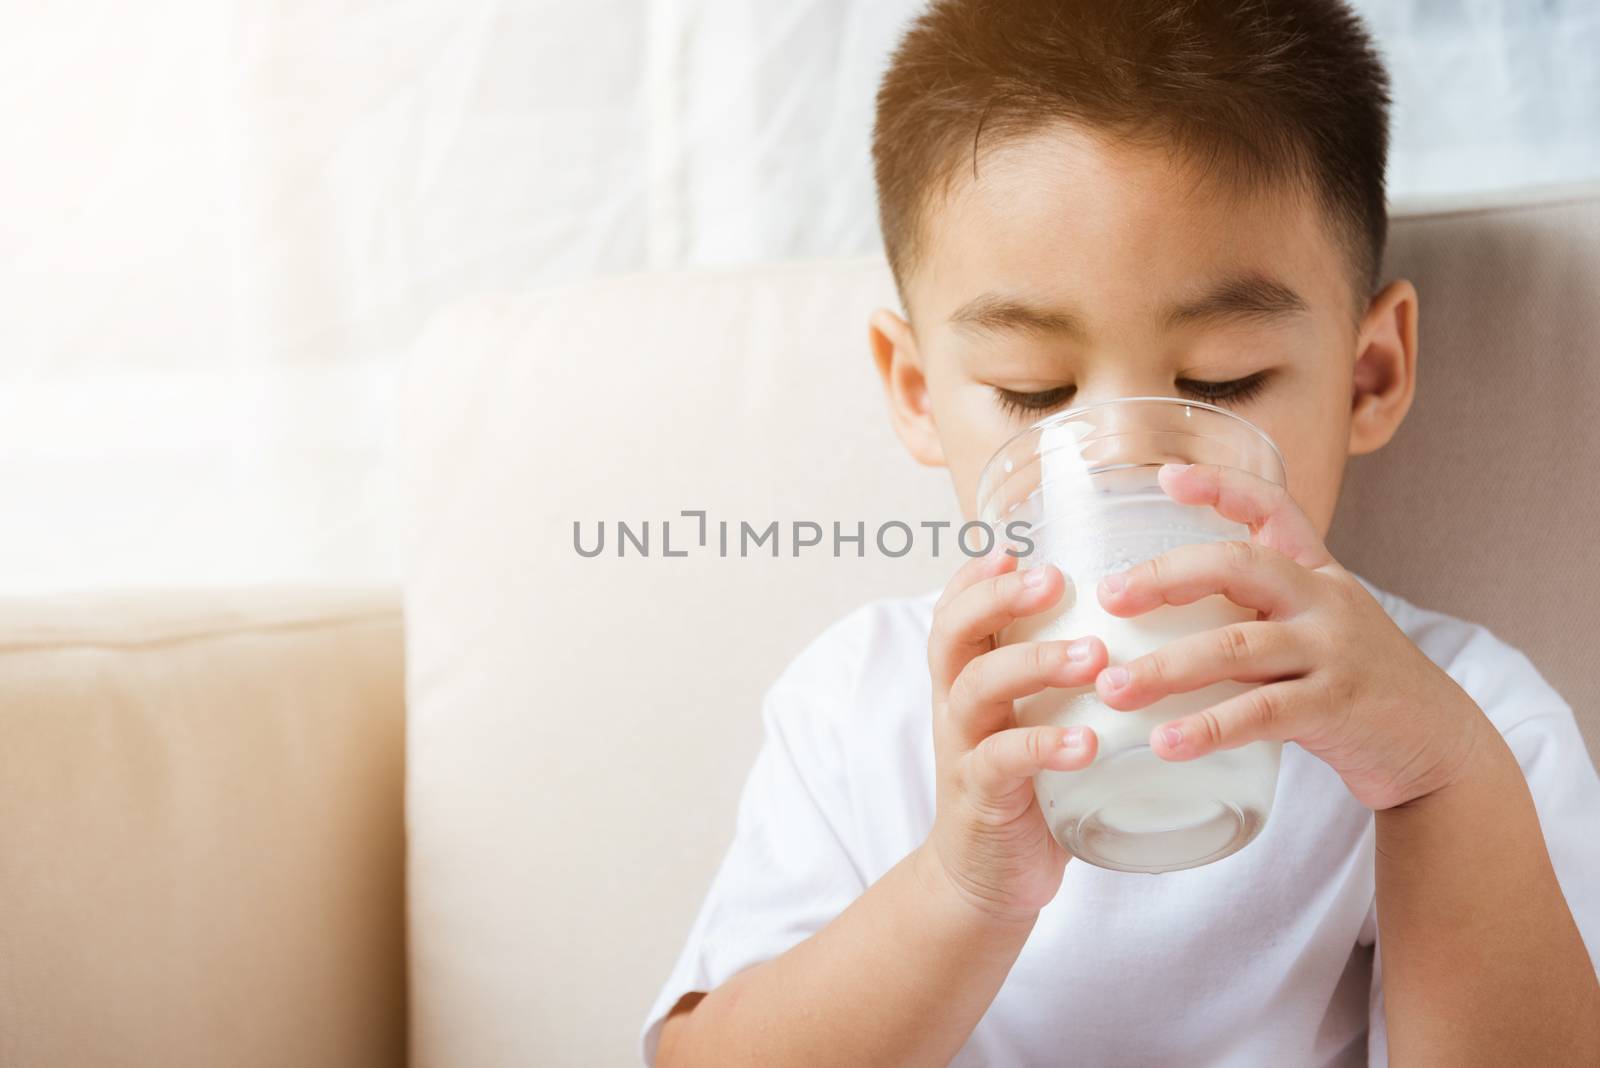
xmin=966 ymin=724 xmax=1097 ymax=800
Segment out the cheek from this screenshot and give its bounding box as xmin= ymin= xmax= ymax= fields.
xmin=1291 ymin=351 xmax=1360 ymax=535
xmin=1264 ymin=407 xmax=1350 ymax=538
xmin=923 ymin=368 xmax=1023 ymax=519
xmin=946 ymin=417 xmax=1013 ymax=521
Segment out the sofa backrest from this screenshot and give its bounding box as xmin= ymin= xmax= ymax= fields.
xmin=400 ymin=185 xmax=1600 ymax=1067
xmin=1326 ymin=187 xmax=1600 ymax=753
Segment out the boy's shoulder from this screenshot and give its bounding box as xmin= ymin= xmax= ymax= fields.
xmin=775 ymin=588 xmax=939 ymax=682
xmin=764 ymin=589 xmax=939 ymax=727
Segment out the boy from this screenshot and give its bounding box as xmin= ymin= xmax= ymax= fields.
xmin=643 ymin=1 xmax=1600 ymax=1064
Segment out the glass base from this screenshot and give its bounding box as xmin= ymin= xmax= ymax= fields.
xmin=1061 ymin=798 xmax=1261 ymax=874
xmin=1045 ymin=744 xmax=1270 ymax=874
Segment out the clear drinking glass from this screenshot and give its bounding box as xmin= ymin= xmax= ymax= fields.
xmin=975 ymin=396 xmax=1289 ymax=874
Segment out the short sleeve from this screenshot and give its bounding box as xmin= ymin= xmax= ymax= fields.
xmin=1365 ymin=900 xmax=1388 ymax=1068
xmin=1468 ymin=632 xmax=1600 ymax=975
xmin=1365 ymin=699 xmax=1600 ymax=1066
xmin=1498 ymin=709 xmax=1600 ymax=969
xmin=638 ymin=659 xmax=870 ymax=1065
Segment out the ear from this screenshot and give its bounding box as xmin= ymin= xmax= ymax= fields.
xmin=869 ymin=307 xmax=946 ymax=467
xmin=1347 ymin=279 xmax=1419 ymax=457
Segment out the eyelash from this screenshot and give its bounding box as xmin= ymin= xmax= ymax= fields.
xmin=993 ymin=372 xmax=1272 ymax=419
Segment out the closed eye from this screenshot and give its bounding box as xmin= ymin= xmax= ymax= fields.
xmin=991 ymin=371 xmax=1271 ymax=420
xmin=1175 ymin=371 xmax=1272 ymax=406
xmin=992 ymin=385 xmax=1074 ymax=419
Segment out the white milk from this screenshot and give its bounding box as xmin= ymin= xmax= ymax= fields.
xmin=998 ymin=438 xmax=1282 ymax=872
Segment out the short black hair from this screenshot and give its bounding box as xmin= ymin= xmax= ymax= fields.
xmin=872 ymin=0 xmax=1392 ymax=301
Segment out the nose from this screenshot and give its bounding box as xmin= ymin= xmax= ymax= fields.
xmin=1066 ymin=393 xmax=1201 ymax=470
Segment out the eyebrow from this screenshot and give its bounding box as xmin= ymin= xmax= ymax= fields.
xmin=948 ymin=293 xmax=1089 ymax=340
xmin=947 ymin=273 xmax=1309 ymax=340
xmin=1163 ymin=274 xmax=1309 ymax=328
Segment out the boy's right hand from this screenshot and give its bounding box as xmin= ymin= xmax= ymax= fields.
xmin=917 ymin=543 xmax=1108 ymax=926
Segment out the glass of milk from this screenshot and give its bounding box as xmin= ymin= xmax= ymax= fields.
xmin=975 ymin=396 xmax=1289 ymax=874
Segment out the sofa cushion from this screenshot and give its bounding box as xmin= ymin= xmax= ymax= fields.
xmin=0 ymin=589 xmax=406 ymax=1068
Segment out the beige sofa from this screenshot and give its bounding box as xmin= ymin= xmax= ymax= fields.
xmin=3 ymin=186 xmax=1598 ymax=1067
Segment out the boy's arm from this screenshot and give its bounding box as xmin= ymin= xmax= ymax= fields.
xmin=656 ymin=842 xmax=1032 ymax=1067
xmin=660 ymin=549 xmax=1107 ymax=1066
xmin=1088 ymin=462 xmax=1600 ymax=1065
xmin=1374 ymin=712 xmax=1600 ymax=1066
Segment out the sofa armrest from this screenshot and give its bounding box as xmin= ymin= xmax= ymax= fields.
xmin=0 ymin=589 xmax=406 ymax=1068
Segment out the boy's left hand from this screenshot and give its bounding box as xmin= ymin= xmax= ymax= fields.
xmin=1092 ymin=461 xmax=1490 ymax=812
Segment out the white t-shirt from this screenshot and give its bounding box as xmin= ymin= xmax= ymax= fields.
xmin=640 ymin=572 xmax=1600 ymax=1066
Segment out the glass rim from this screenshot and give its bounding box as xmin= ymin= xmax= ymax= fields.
xmin=975 ymin=395 xmax=1288 ymax=508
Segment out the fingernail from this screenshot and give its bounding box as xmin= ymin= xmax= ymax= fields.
xmin=1163 ymin=725 xmax=1184 ymax=749
xmin=1101 ymin=666 xmax=1129 ymax=689
xmin=1021 ymin=567 xmax=1047 ymax=588
xmin=1164 ymin=462 xmax=1191 ymax=476
xmin=1062 ymin=727 xmax=1086 ymax=750
xmin=1066 ymin=638 xmax=1092 ymax=662
xmin=1100 ymin=572 xmax=1125 ymax=595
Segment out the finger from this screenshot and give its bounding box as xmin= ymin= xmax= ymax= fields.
xmin=1156 ymin=462 xmax=1332 ymax=569
xmin=929 ymin=562 xmax=1067 ymax=693
xmin=933 ymin=536 xmax=1031 ymax=616
xmin=966 ymin=723 xmax=1099 ymax=798
xmin=927 ymin=543 xmax=1025 ymax=694
xmin=1096 ymin=621 xmax=1312 ymax=710
xmin=948 ymin=637 xmax=1109 ymax=743
xmin=1152 ymin=678 xmax=1319 ymax=760
xmin=1097 ymin=537 xmax=1314 ymax=620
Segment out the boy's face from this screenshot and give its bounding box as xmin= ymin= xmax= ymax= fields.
xmin=870 ymin=123 xmax=1418 ymax=535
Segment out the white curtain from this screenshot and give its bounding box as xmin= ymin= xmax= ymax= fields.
xmin=3 ymin=0 xmax=1596 ymax=593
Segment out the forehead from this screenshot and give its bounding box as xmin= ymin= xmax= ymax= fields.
xmin=908 ymin=123 xmax=1356 ymax=327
